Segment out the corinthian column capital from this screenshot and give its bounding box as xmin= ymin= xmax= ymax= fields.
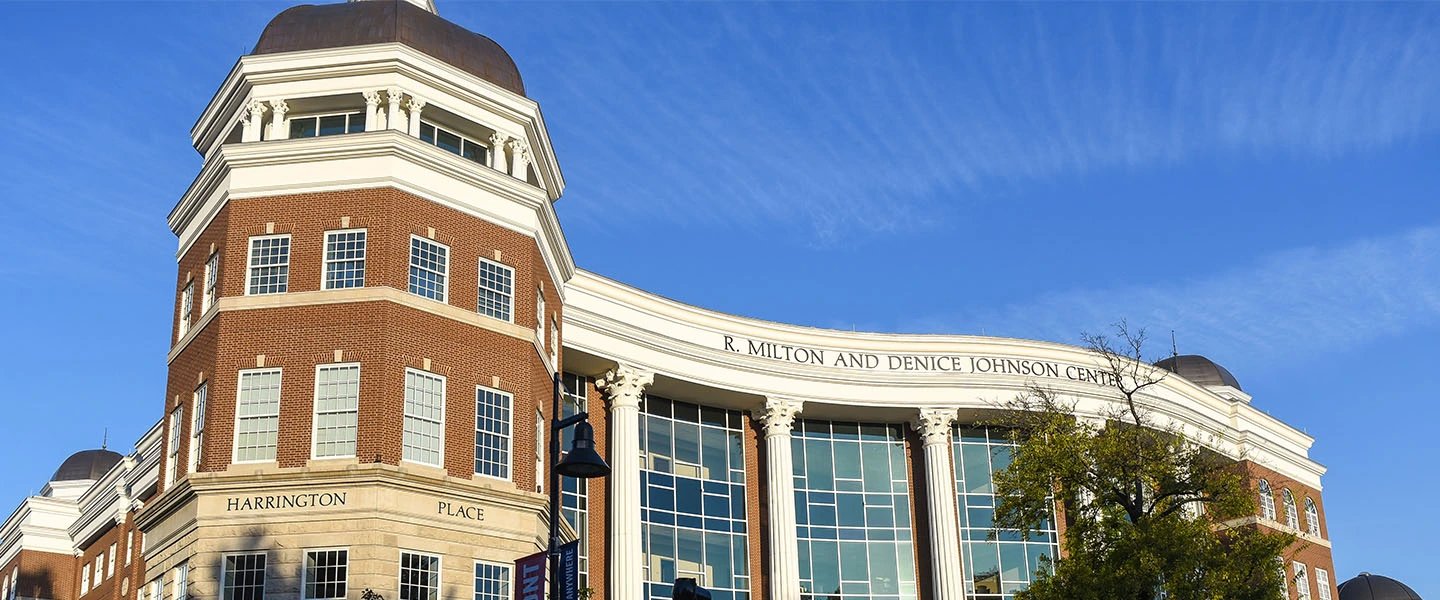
xmin=758 ymin=397 xmax=804 ymax=438
xmin=596 ymin=365 xmax=654 ymax=410
xmin=911 ymin=407 xmax=959 ymax=446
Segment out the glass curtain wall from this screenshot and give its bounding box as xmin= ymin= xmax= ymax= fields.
xmin=560 ymin=373 xmax=590 ymax=589
xmin=640 ymin=396 xmax=750 ymax=600
xmin=953 ymin=426 xmax=1059 ymax=600
xmin=793 ymin=421 xmax=917 ymax=600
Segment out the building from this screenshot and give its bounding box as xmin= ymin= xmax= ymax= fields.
xmin=0 ymin=1 xmax=1337 ymax=600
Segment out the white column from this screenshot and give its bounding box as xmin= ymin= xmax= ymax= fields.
xmin=489 ymin=133 xmax=510 ymax=174
xmin=241 ymin=100 xmax=267 ymax=142
xmin=509 ymin=138 xmax=531 ymax=182
xmin=912 ymin=407 xmax=965 ymax=600
xmin=407 ymin=97 xmax=427 ymax=137
xmin=759 ymin=397 xmax=804 ymax=600
xmin=386 ymin=88 xmax=405 ymax=132
xmin=596 ymin=365 xmax=653 ymax=600
xmin=268 ymin=100 xmax=289 ymax=140
xmin=363 ymin=90 xmax=382 ymax=132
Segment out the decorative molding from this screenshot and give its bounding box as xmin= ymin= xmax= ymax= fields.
xmin=596 ymin=365 xmax=653 ymax=411
xmin=911 ymin=407 xmax=959 ymax=446
xmin=758 ymin=397 xmax=803 ymax=438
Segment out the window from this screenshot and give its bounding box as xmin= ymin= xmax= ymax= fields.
xmin=2 ymin=570 xmax=8 ymax=600
xmin=290 ymin=112 xmax=365 ymax=138
xmin=403 ymin=369 xmax=445 ymax=466
xmin=473 ymin=562 xmax=510 ymax=600
xmin=166 ymin=406 xmax=184 ymax=487
xmin=303 ymin=550 xmax=348 ymax=600
xmin=314 ymin=365 xmax=361 ymax=458
xmin=247 ymin=235 xmax=290 ymax=295
xmin=171 ymin=563 xmax=188 ymax=600
xmin=640 ymin=397 xmax=751 ymax=599
xmin=419 ymin=121 xmax=489 ymax=165
xmin=476 ymin=259 xmax=513 ymax=321
xmin=178 ymin=282 xmax=194 ymax=340
xmin=561 ymin=373 xmax=591 ymax=588
xmin=1294 ymin=562 xmax=1310 ymax=600
xmin=1305 ymin=498 xmax=1320 ymax=536
xmin=1316 ymin=568 xmax=1332 ymax=600
xmin=408 ymin=237 xmax=448 ymax=302
xmin=81 ymin=561 xmax=90 ymax=594
xmin=323 ymin=230 xmax=366 ymax=290
xmin=93 ymin=555 xmax=103 ymax=583
xmin=222 ymin=554 xmax=266 ymax=600
xmin=202 ymin=252 xmax=218 ymax=313
xmin=536 ymin=289 xmax=545 ymax=341
xmin=190 ymin=383 xmax=207 ymax=472
xmin=235 ymin=368 xmax=282 ymax=462
xmin=1277 ymin=557 xmax=1288 ymax=596
xmin=399 ymin=552 xmax=440 ymax=600
xmin=1283 ymin=489 xmax=1299 ymax=530
xmin=124 ymin=531 xmax=133 ymax=565
xmin=1258 ymin=479 xmax=1276 ymax=521
xmin=550 ymin=317 xmax=559 ymax=371
xmin=474 ymin=386 xmax=512 ymax=480
xmin=107 ymin=543 xmax=116 ymax=577
xmin=147 ymin=579 xmax=160 ymax=600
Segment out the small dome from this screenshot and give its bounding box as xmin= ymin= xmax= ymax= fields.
xmin=252 ymin=1 xmax=525 ymax=96
xmin=1339 ymin=573 xmax=1423 ymax=600
xmin=1154 ymin=354 xmax=1242 ymax=391
xmin=52 ymin=449 xmax=123 ymax=482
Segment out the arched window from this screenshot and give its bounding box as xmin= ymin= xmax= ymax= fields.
xmin=1305 ymin=498 xmax=1320 ymax=536
xmin=1258 ymin=479 xmax=1276 ymax=521
xmin=1283 ymin=489 xmax=1299 ymax=530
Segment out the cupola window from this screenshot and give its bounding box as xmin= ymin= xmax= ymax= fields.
xmin=289 ymin=112 xmax=366 ymax=139
xmin=419 ymin=121 xmax=489 ymax=165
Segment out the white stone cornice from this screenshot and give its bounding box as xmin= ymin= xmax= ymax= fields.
xmin=596 ymin=365 xmax=654 ymax=410
xmin=912 ymin=407 xmax=959 ymax=446
xmin=758 ymin=397 xmax=804 ymax=438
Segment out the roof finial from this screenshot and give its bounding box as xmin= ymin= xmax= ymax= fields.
xmin=102 ymin=428 xmax=108 ymax=450
xmin=1170 ymin=330 xmax=1179 ymax=361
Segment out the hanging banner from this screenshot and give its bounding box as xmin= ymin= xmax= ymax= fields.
xmin=515 ymin=550 xmax=546 ymax=600
xmin=557 ymin=541 xmax=581 ymax=600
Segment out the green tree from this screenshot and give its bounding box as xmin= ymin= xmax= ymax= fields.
xmin=989 ymin=322 xmax=1295 ymax=600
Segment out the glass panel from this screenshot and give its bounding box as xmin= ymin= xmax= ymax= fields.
xmin=290 ymin=118 xmax=317 ymax=138
xmin=436 ymin=129 xmax=462 ymax=155
xmin=318 ymin=114 xmax=347 ymax=136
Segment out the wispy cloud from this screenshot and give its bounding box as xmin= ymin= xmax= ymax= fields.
xmin=493 ymin=3 xmax=1440 ymax=239
xmin=902 ymin=225 xmax=1440 ymax=368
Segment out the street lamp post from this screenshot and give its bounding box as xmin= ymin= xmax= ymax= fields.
xmin=548 ymin=373 xmax=609 ymax=600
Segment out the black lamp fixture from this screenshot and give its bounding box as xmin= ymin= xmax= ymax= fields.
xmin=547 ymin=373 xmax=610 ymax=600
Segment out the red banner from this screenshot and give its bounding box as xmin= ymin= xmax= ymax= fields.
xmin=515 ymin=550 xmax=547 ymax=600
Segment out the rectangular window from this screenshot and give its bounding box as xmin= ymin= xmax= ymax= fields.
xmin=323 ymin=230 xmax=367 ymax=290
xmin=202 ymin=252 xmax=219 ymax=313
xmin=166 ymin=406 xmax=184 ymax=487
xmin=178 ymin=282 xmax=194 ymax=340
xmin=171 ymin=564 xmax=188 ymax=600
xmin=1295 ymin=562 xmax=1311 ymax=600
xmin=247 ymin=235 xmax=291 ymax=295
xmin=408 ymin=236 xmax=448 ymax=302
xmin=289 ymin=112 xmax=366 ymax=139
xmin=222 ymin=554 xmax=266 ymax=600
xmin=473 ymin=562 xmax=510 ymax=600
xmin=536 ymin=289 xmax=545 ymax=341
xmin=403 ymin=369 xmax=445 ymax=466
xmin=190 ymin=383 xmax=207 ymax=472
xmin=81 ymin=561 xmax=90 ymax=594
xmin=124 ymin=531 xmax=133 ymax=565
xmin=550 ymin=317 xmax=559 ymax=371
xmin=147 ymin=579 xmax=160 ymax=600
xmin=1316 ymin=568 xmax=1332 ymax=600
xmin=399 ymin=552 xmax=440 ymax=600
xmin=419 ymin=121 xmax=489 ymax=165
xmin=93 ymin=556 xmax=102 ymax=583
xmin=235 ymin=368 xmax=282 ymax=462
xmin=474 ymin=386 xmax=512 ymax=480
xmin=476 ymin=259 xmax=513 ymax=322
xmin=107 ymin=544 xmax=116 ymax=578
xmin=303 ymin=549 xmax=348 ymax=600
xmin=314 ymin=364 xmax=361 ymax=459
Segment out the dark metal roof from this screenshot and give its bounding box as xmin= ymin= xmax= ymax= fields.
xmin=252 ymin=1 xmax=525 ymax=96
xmin=1339 ymin=573 xmax=1423 ymax=600
xmin=51 ymin=449 xmax=123 ymax=482
xmin=1154 ymin=354 xmax=1242 ymax=391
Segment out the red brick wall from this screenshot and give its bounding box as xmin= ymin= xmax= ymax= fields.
xmin=1243 ymin=461 xmax=1337 ymax=600
xmin=161 ymin=188 xmax=560 ymax=492
xmin=10 ymin=549 xmax=76 ymax=600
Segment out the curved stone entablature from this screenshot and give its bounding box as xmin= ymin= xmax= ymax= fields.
xmin=563 ymin=269 xmax=1326 ymax=488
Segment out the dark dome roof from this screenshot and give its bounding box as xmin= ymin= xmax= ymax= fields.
xmin=52 ymin=449 xmax=123 ymax=482
xmin=1339 ymin=573 xmax=1423 ymax=600
xmin=1154 ymin=354 xmax=1242 ymax=391
xmin=252 ymin=1 xmax=525 ymax=96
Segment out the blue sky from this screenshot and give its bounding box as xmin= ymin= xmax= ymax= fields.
xmin=2 ymin=0 xmax=1437 ymax=592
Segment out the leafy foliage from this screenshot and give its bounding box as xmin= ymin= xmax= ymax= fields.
xmin=989 ymin=322 xmax=1295 ymax=600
